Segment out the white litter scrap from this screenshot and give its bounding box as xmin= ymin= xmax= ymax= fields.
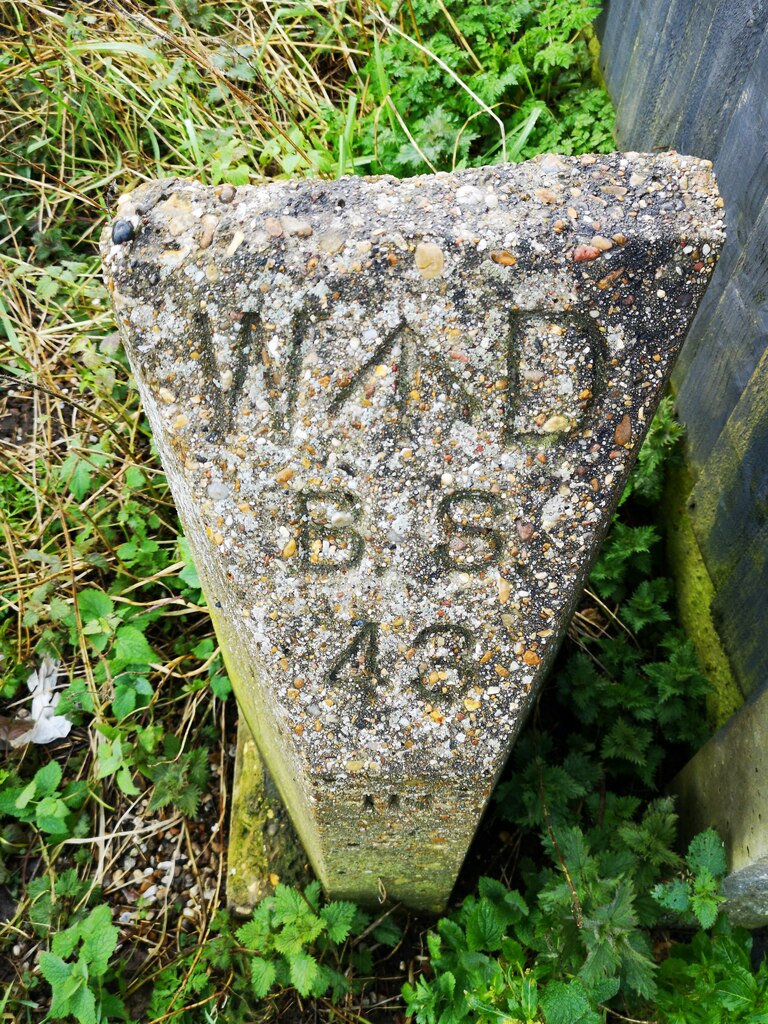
xmin=12 ymin=655 xmax=72 ymax=747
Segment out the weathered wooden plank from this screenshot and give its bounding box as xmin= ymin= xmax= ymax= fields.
xmin=678 ymin=279 xmax=765 ymax=468
xmin=613 ymin=0 xmax=699 ymax=151
xmin=677 ymin=193 xmax=768 ymax=466
xmin=635 ymin=0 xmax=722 ymax=156
xmin=597 ymin=0 xmax=643 ymax=100
xmin=711 ymin=538 xmax=768 ymax=698
xmin=690 ymin=343 xmax=768 ymax=588
xmin=671 ymin=681 xmax=768 ymax=924
xmin=673 ymin=0 xmax=767 ymax=156
xmin=660 ymin=28 xmax=768 ymax=389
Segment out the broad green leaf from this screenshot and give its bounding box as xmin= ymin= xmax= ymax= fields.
xmin=58 ymin=452 xmax=95 ymax=500
xmin=320 ymin=900 xmax=356 ymax=944
xmin=117 ymin=764 xmax=141 ymax=796
xmin=39 ymin=951 xmax=74 ymax=990
xmin=687 ymin=830 xmax=727 ymax=878
xmin=249 ymin=956 xmax=277 ymax=998
xmin=69 ymin=983 xmax=98 ymax=1024
xmin=465 ymin=898 xmax=505 ymax=952
xmin=113 ymin=625 xmax=155 ymax=666
xmin=77 ymin=589 xmax=114 ymax=624
xmin=289 ymin=950 xmax=319 ymax=996
xmin=81 ymin=905 xmax=119 ymax=976
xmin=652 ymin=878 xmax=690 ymax=913
xmin=716 ymin=967 xmax=758 ymax=1011
xmin=33 ymin=759 xmax=62 ymax=797
xmin=35 ymin=796 xmax=71 ymax=835
xmin=96 ymin=738 xmax=124 ymax=779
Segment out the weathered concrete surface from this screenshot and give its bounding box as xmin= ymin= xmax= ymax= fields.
xmin=101 ymin=154 xmax=723 ymax=911
xmin=228 ymin=721 xmax=310 ymax=915
xmin=671 ymin=684 xmax=768 ymax=927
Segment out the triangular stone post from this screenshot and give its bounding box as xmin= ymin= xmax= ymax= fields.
xmin=101 ymin=154 xmax=723 ymax=912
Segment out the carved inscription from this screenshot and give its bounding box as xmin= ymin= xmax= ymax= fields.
xmin=435 ymin=491 xmax=505 ymax=571
xmin=266 ymin=309 xmax=605 ymax=700
xmin=413 ymin=626 xmax=476 ymax=698
xmin=198 ymin=307 xmax=602 ymax=443
xmin=298 ymin=491 xmax=364 ymax=571
xmin=326 ymin=621 xmax=479 ymax=705
xmin=506 ymin=311 xmax=604 ymax=442
xmin=327 ymin=622 xmax=380 ymax=698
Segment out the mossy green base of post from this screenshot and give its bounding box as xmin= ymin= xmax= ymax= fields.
xmin=662 ymin=459 xmax=742 ymax=728
xmin=227 ymin=719 xmax=311 ymax=915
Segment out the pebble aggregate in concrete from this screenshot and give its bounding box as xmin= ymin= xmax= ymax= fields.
xmin=101 ymin=153 xmax=723 ymax=910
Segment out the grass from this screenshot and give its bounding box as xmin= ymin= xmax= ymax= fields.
xmin=4 ymin=2 xmax=759 ymax=1023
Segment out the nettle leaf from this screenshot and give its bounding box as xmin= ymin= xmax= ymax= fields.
xmin=272 ymin=884 xmax=310 ymax=924
xmin=652 ymin=878 xmax=691 ymax=913
xmin=687 ymin=830 xmax=727 ymax=878
xmin=81 ymin=905 xmax=119 ymax=976
xmin=249 ymin=956 xmax=277 ymax=998
xmin=236 ymin=904 xmax=272 ymax=951
xmin=288 ymin=950 xmax=319 ymax=997
xmin=540 ymin=978 xmax=600 ymax=1024
xmin=113 ymin=625 xmax=156 ymax=666
xmin=34 ymin=759 xmax=63 ymax=797
xmin=36 ymin=274 xmax=61 ymax=301
xmin=372 ymin=914 xmax=403 ymax=947
xmin=77 ymin=588 xmax=114 ymax=624
xmin=623 ymin=578 xmax=672 ymax=633
xmin=690 ymin=880 xmax=722 ymax=930
xmin=320 ymin=900 xmax=357 ymax=944
xmin=465 ymin=897 xmax=505 ymax=952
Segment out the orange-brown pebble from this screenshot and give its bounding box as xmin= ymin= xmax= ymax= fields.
xmin=523 ymin=650 xmax=541 ymax=666
xmin=614 ymin=414 xmax=632 ymax=446
xmin=590 ymin=235 xmax=613 ymax=251
xmin=276 ymin=467 xmax=295 ymax=483
xmin=490 ymin=250 xmax=517 ymax=266
xmin=495 ymin=665 xmax=510 ymax=678
xmin=573 ymin=244 xmax=601 ymax=262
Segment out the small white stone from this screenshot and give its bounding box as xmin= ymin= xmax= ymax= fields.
xmin=207 ymin=482 xmax=230 ymax=501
